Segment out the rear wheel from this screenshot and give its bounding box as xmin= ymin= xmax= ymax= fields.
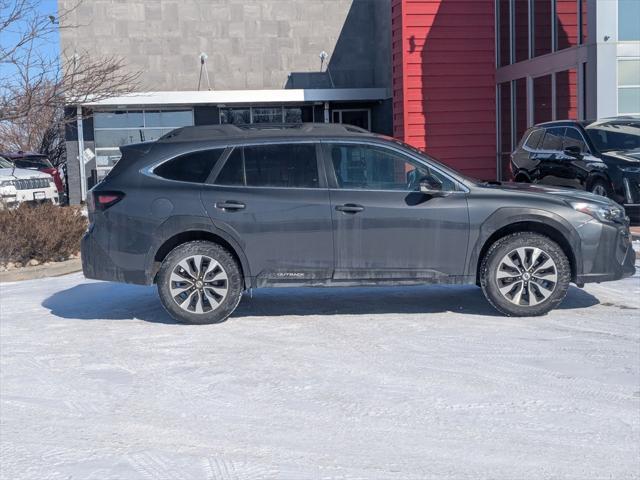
xmin=480 ymin=232 xmax=571 ymax=317
xmin=157 ymin=241 xmax=243 ymax=324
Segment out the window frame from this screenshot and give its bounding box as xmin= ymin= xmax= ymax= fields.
xmin=320 ymin=140 xmax=465 ymax=193
xmin=208 ymin=140 xmax=327 ymax=190
xmin=146 ymin=146 xmax=229 ymax=185
xmin=538 ymin=127 xmax=566 ymax=153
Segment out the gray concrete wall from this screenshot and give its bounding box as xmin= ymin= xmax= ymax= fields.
xmin=58 ymin=0 xmax=391 ymax=91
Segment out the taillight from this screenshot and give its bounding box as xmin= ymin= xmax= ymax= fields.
xmin=93 ymin=191 xmax=124 ymax=211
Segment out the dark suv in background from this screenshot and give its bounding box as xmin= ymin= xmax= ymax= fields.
xmin=511 ymin=117 xmax=640 ymax=224
xmin=82 ymin=124 xmax=635 ymax=324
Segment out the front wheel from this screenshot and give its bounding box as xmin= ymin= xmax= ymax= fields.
xmin=588 ymin=179 xmax=611 ymax=198
xmin=480 ymin=232 xmax=571 ymax=317
xmin=157 ymin=241 xmax=243 ymax=324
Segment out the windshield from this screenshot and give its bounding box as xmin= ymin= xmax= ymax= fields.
xmin=586 ymin=122 xmax=640 ymax=152
xmin=0 ymin=157 xmax=13 ymax=168
xmin=385 ymin=137 xmax=481 ymax=184
xmin=13 ymin=156 xmax=52 ymax=169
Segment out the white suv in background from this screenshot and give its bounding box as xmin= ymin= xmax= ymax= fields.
xmin=0 ymin=155 xmax=59 ymax=209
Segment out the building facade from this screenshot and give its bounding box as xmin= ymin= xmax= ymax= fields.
xmin=392 ymin=0 xmax=640 ymax=180
xmin=60 ymin=0 xmax=393 ymax=203
xmin=61 ymin=0 xmax=639 ymax=203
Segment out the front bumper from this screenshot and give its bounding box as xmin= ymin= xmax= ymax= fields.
xmin=1 ymin=186 xmax=59 ymax=206
xmin=576 ymin=220 xmax=636 ymax=284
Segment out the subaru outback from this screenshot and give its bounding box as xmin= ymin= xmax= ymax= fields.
xmin=82 ymin=124 xmax=636 ymax=324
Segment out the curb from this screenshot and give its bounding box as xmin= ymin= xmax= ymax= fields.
xmin=0 ymin=259 xmax=82 ymax=283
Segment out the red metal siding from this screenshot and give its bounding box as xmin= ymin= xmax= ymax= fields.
xmin=391 ymin=0 xmax=497 ymax=180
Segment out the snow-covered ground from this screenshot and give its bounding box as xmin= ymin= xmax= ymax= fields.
xmin=1 ymin=269 xmax=639 ymax=480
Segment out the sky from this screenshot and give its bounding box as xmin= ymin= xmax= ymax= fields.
xmin=37 ymin=0 xmax=60 ymax=62
xmin=0 ymin=0 xmax=60 ymax=80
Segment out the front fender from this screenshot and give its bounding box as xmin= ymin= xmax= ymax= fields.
xmin=466 ymin=207 xmax=583 ymax=281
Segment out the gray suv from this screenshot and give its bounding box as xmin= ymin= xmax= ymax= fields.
xmin=82 ymin=124 xmax=636 ymax=324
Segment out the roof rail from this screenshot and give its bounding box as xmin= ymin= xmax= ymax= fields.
xmin=157 ymin=122 xmax=372 ymax=143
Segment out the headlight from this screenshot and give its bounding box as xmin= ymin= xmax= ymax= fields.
xmin=620 ymin=165 xmax=640 ymax=174
xmin=0 ymin=180 xmax=15 ymax=187
xmin=570 ymin=201 xmax=626 ymax=224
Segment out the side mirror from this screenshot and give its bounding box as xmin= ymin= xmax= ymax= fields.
xmin=419 ymin=176 xmax=446 ymax=196
xmin=563 ymin=145 xmax=583 ymax=158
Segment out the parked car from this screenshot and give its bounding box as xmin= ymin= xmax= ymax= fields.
xmin=0 ymin=155 xmax=59 ymax=209
xmin=82 ymin=123 xmax=635 ymax=324
xmin=510 ymin=117 xmax=640 ymax=224
xmin=1 ymin=151 xmax=65 ymax=197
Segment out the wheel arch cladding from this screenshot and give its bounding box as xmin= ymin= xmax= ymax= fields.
xmin=471 ymin=209 xmax=580 ymax=285
xmin=145 ymin=216 xmax=251 ymax=288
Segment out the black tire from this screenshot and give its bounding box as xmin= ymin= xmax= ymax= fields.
xmin=480 ymin=232 xmax=571 ymax=317
xmin=588 ymin=178 xmax=612 ymax=198
xmin=157 ymin=241 xmax=243 ymax=324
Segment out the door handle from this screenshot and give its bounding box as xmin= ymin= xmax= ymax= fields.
xmin=215 ymin=200 xmax=246 ymax=211
xmin=335 ymin=203 xmax=365 ymax=213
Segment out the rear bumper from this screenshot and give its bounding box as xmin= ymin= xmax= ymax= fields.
xmin=81 ymin=229 xmax=147 ymax=284
xmin=576 ymin=221 xmax=636 ymax=284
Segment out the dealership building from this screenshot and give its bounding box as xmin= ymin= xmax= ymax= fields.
xmin=60 ymin=0 xmax=640 ymax=203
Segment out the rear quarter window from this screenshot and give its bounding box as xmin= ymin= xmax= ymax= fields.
xmin=154 ymin=148 xmax=224 ymax=183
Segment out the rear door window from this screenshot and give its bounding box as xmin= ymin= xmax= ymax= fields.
xmin=154 ymin=148 xmax=224 ymax=183
xmin=540 ymin=127 xmax=565 ymax=151
xmin=215 ymin=144 xmax=319 ymax=188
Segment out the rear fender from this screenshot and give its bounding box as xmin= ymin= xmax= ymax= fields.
xmin=144 ymin=215 xmax=251 ymax=288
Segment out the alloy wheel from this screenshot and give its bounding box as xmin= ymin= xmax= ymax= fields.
xmin=169 ymin=255 xmax=228 ymax=314
xmin=495 ymin=247 xmax=558 ymax=306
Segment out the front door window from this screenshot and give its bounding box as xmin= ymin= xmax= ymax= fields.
xmin=329 ymin=144 xmax=456 ymax=192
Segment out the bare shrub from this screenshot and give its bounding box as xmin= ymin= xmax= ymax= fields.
xmin=0 ymin=203 xmax=87 ymax=263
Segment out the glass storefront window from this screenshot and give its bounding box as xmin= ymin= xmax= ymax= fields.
xmin=220 ymin=108 xmax=250 ymax=124
xmin=618 ymin=59 xmax=640 ymax=114
xmin=619 ymin=0 xmax=640 ymax=41
xmin=220 ymin=106 xmax=309 ymax=125
xmin=145 ymin=110 xmax=193 ymax=128
xmin=93 ymin=109 xmax=194 ymax=168
xmin=284 ymin=107 xmax=302 ymax=123
xmin=534 ymin=0 xmax=552 ymax=57
xmin=252 ymin=107 xmax=283 ymax=123
xmin=619 ymin=59 xmax=640 ymax=86
xmin=534 ymin=74 xmax=553 ymax=124
xmin=94 ymin=111 xmax=143 ymax=128
xmin=619 ymin=89 xmax=640 ymax=114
